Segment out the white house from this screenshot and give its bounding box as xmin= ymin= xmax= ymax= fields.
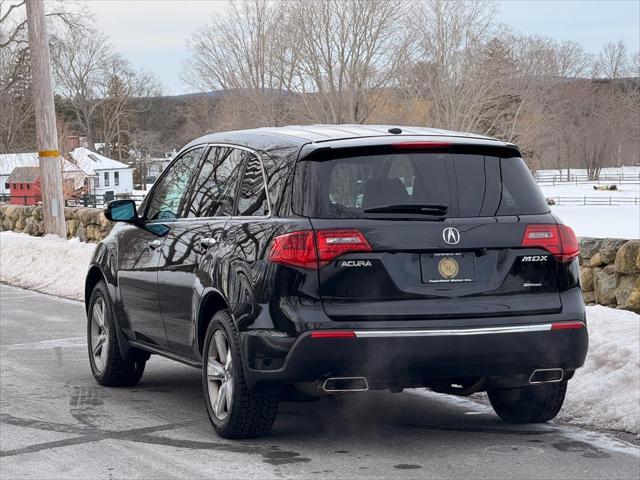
xmin=0 ymin=152 xmax=86 ymax=196
xmin=69 ymin=147 xmax=134 ymax=199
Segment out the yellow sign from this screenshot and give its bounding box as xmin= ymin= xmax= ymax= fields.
xmin=438 ymin=257 xmax=459 ymax=279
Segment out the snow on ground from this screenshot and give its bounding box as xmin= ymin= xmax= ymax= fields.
xmin=559 ymin=306 xmax=640 ymax=435
xmin=0 ymin=232 xmax=95 ymax=301
xmin=540 ymin=182 xmax=639 ymax=199
xmin=551 ymin=205 xmax=639 ymax=239
xmin=0 ymin=232 xmax=638 ymax=434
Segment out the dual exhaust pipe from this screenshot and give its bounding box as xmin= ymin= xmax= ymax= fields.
xmin=529 ymin=368 xmax=564 ymax=384
xmin=319 ymin=369 xmax=562 ymax=393
xmin=322 ymin=376 xmax=369 ymax=392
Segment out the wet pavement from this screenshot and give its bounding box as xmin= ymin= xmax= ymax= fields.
xmin=1 ymin=283 xmax=638 ymax=479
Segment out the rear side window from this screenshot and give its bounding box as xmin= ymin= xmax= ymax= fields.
xmin=497 ymin=157 xmax=550 ymax=215
xmin=236 ymin=152 xmax=269 ymax=216
xmin=294 ymin=153 xmax=548 ymax=218
xmin=184 ymin=147 xmax=243 ymax=218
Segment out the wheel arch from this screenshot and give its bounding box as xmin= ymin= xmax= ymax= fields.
xmin=196 ymin=289 xmax=231 ymax=355
xmin=85 ymin=265 xmax=108 ymax=314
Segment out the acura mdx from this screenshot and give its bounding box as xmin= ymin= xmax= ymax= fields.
xmin=85 ymin=125 xmax=588 ymax=438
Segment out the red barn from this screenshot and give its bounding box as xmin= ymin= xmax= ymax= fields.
xmin=7 ymin=167 xmax=42 ymax=205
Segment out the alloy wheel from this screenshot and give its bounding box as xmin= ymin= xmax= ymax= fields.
xmin=206 ymin=329 xmax=234 ymax=420
xmin=90 ymin=297 xmax=109 ymax=373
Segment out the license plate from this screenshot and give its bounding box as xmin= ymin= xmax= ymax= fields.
xmin=421 ymin=252 xmax=476 ymax=284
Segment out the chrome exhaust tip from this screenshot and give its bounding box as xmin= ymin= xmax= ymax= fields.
xmin=322 ymin=377 xmax=369 ymax=392
xmin=529 ymin=368 xmax=564 ymax=384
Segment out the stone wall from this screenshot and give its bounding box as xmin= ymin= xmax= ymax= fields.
xmin=579 ymin=238 xmax=640 ymax=313
xmin=0 ymin=203 xmax=112 ymax=242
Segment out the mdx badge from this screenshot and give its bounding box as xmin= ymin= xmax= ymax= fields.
xmin=442 ymin=227 xmax=460 ymax=245
xmin=521 ymin=256 xmax=548 ymax=262
xmin=339 ymin=260 xmax=372 ymax=267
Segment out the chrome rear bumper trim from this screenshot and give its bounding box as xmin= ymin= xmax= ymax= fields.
xmin=354 ymin=323 xmax=552 ymax=338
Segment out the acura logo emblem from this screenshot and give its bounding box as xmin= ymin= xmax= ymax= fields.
xmin=442 ymin=227 xmax=460 ymax=245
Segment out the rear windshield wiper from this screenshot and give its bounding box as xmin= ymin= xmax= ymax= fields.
xmin=363 ymin=203 xmax=448 ymax=216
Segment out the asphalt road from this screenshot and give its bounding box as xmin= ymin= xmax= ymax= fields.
xmin=1 ymin=283 xmax=638 ymax=480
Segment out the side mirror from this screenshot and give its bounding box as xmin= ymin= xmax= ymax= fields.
xmin=104 ymin=199 xmax=139 ymax=224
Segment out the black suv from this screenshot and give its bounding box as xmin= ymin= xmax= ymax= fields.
xmin=86 ymin=125 xmax=588 ymax=438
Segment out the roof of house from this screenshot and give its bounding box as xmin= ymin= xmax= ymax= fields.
xmin=0 ymin=152 xmax=84 ymax=176
xmin=69 ymin=147 xmax=130 ymax=175
xmin=7 ymin=166 xmax=40 ymax=184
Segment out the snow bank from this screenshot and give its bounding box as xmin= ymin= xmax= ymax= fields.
xmin=0 ymin=231 xmax=95 ymax=301
xmin=551 ymin=205 xmax=639 ymax=239
xmin=559 ymin=306 xmax=640 ymax=434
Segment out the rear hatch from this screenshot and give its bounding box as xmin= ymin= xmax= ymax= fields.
xmin=293 ymin=141 xmax=568 ymax=322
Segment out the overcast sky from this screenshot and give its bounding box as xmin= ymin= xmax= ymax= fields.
xmin=84 ymin=0 xmax=640 ymax=95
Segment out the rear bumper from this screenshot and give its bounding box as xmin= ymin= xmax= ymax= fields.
xmin=241 ymin=321 xmax=588 ymax=390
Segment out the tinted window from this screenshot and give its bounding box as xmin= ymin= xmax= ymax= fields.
xmin=497 ymin=157 xmax=549 ymax=215
xmin=184 ymin=147 xmax=243 ymax=218
xmin=294 ymin=153 xmax=546 ymax=218
xmin=146 ymin=147 xmax=204 ymax=220
xmin=236 ymin=152 xmax=269 ymax=216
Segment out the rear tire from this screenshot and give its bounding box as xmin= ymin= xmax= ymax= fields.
xmin=202 ymin=310 xmax=278 ymax=439
xmin=488 ymin=381 xmax=567 ymax=423
xmin=88 ymin=281 xmax=145 ymax=387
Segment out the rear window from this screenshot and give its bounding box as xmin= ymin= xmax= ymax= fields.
xmin=293 ymin=153 xmax=548 ymax=218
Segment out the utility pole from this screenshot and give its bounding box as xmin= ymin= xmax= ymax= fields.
xmin=26 ymin=0 xmax=66 ymax=237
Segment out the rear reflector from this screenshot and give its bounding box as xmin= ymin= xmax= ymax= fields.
xmin=551 ymin=321 xmax=585 ymax=330
xmin=269 ymin=229 xmax=372 ymax=269
xmin=522 ymin=224 xmax=579 ymax=262
xmin=310 ymin=330 xmax=356 ymax=339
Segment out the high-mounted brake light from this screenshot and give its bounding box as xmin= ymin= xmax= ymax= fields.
xmin=391 ymin=141 xmax=452 ymax=150
xmin=268 ymin=229 xmax=372 ymax=269
xmin=521 ymin=224 xmax=579 ymax=262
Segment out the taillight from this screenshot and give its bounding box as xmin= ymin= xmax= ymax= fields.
xmin=268 ymin=231 xmax=317 ymax=269
xmin=315 ymin=230 xmax=372 ymax=267
xmin=522 ymin=224 xmax=579 ymax=262
xmin=268 ymin=229 xmax=372 ymax=269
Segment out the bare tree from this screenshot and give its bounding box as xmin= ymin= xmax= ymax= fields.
xmin=0 ymin=24 xmax=33 ymax=152
xmin=289 ymin=0 xmax=409 ymax=124
xmin=401 ymin=0 xmax=500 ymax=132
xmin=595 ymin=40 xmax=631 ymax=79
xmin=184 ymin=0 xmax=297 ymax=127
xmin=0 ymin=0 xmax=83 ymax=152
xmin=51 ymin=24 xmax=160 ymax=158
xmin=51 ymin=26 xmax=111 ymax=149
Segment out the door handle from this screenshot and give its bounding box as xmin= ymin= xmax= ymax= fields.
xmin=148 ymin=239 xmax=162 ymax=250
xmin=199 ymin=237 xmax=218 ymax=248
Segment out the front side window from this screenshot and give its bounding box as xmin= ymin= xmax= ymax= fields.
xmin=184 ymin=147 xmax=243 ymax=218
xmin=104 ymin=172 xmax=109 ymax=187
xmin=236 ymin=152 xmax=269 ymax=216
xmin=95 ymin=176 xmax=99 ymax=188
xmin=114 ymin=171 xmax=119 ymax=186
xmin=146 ymin=147 xmax=204 ymax=220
